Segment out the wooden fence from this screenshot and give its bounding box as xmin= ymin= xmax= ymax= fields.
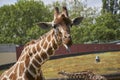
xmin=16 ymin=44 xmax=120 ymax=60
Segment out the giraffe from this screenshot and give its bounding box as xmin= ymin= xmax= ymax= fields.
xmin=0 ymin=6 xmax=83 ymax=80
xmin=58 ymin=71 xmax=107 ymax=80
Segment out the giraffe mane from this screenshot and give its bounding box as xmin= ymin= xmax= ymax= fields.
xmin=24 ymin=29 xmax=54 ymax=48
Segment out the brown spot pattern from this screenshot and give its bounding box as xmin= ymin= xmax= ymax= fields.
xmin=47 ymin=47 xmax=53 ymax=55
xmin=32 ymin=59 xmax=40 ymax=68
xmin=3 ymin=78 xmax=7 ymax=80
xmin=52 ymin=40 xmax=58 ymax=49
xmin=6 ymin=67 xmax=14 ymax=76
xmin=29 ymin=52 xmax=33 ymax=57
xmin=32 ymin=46 xmax=36 ymax=54
xmin=41 ymin=39 xmax=44 ymax=46
xmin=47 ymin=35 xmax=51 ymax=42
xmin=9 ymin=73 xmax=17 ymax=80
xmin=29 ymin=65 xmax=36 ymax=74
xmin=14 ymin=64 xmax=18 ymax=73
xmin=41 ymin=52 xmax=47 ymax=60
xmin=35 ymin=54 xmax=42 ymax=64
xmin=25 ymin=70 xmax=34 ymax=80
xmin=25 ymin=55 xmax=30 ymax=67
xmin=25 ymin=40 xmax=36 ymax=47
xmin=36 ymin=43 xmax=41 ymax=52
xmin=19 ymin=63 xmax=25 ymax=76
xmin=36 ymin=74 xmax=44 ymax=80
xmin=43 ymin=41 xmax=48 ymax=49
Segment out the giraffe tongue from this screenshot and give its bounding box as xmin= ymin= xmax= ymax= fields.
xmin=64 ymin=44 xmax=71 ymax=53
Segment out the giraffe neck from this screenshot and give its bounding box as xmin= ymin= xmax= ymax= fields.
xmin=17 ymin=29 xmax=62 ymax=79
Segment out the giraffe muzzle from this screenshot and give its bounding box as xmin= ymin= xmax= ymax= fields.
xmin=63 ymin=36 xmax=72 ymax=53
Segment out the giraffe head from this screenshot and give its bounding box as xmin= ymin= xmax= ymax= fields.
xmin=37 ymin=6 xmax=83 ymax=51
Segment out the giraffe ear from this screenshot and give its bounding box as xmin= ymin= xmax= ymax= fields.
xmin=36 ymin=22 xmax=53 ymax=29
xmin=72 ymin=17 xmax=83 ymax=26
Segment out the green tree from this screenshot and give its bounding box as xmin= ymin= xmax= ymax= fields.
xmin=71 ymin=13 xmax=120 ymax=44
xmin=92 ymin=13 xmax=120 ymax=42
xmin=0 ymin=0 xmax=52 ymax=44
xmin=102 ymin=0 xmax=120 ymax=14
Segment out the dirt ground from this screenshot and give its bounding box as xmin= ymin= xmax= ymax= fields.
xmin=0 ymin=52 xmax=16 ymax=66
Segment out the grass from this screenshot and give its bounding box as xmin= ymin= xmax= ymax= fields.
xmin=0 ymin=52 xmax=120 ymax=78
xmin=42 ymin=52 xmax=120 ymax=78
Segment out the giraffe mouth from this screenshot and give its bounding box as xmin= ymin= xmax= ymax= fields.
xmin=62 ymin=36 xmax=72 ymax=53
xmin=63 ymin=44 xmax=71 ymax=53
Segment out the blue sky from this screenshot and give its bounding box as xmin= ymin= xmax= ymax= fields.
xmin=0 ymin=0 xmax=17 ymax=6
xmin=0 ymin=0 xmax=102 ymax=8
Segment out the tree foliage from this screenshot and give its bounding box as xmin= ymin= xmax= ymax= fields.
xmin=0 ymin=0 xmax=120 ymax=44
xmin=0 ymin=0 xmax=52 ymax=44
xmin=102 ymin=0 xmax=120 ymax=14
xmin=72 ymin=13 xmax=120 ymax=44
xmin=93 ymin=13 xmax=120 ymax=42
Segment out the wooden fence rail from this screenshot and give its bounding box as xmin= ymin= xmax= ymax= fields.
xmin=16 ymin=44 xmax=120 ymax=60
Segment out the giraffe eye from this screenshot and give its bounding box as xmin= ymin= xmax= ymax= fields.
xmin=53 ymin=24 xmax=57 ymax=28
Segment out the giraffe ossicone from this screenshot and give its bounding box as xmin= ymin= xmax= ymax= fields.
xmin=0 ymin=6 xmax=83 ymax=80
